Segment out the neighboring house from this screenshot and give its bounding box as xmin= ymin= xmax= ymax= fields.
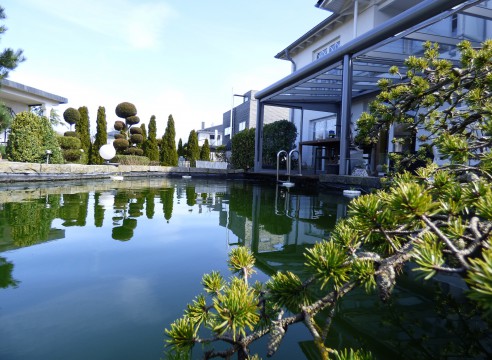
xmin=254 ymin=0 xmax=492 ymax=175
xmin=222 ymin=90 xmax=289 ymax=147
xmin=0 ymin=79 xmax=68 ymax=143
xmin=197 ymin=122 xmax=223 ymax=147
xmin=197 ymin=122 xmax=224 ymax=161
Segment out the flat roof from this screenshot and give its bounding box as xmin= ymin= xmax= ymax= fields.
xmin=1 ymin=79 xmax=68 ymax=105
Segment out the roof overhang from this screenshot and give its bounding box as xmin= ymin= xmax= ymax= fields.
xmin=0 ymin=79 xmax=68 ymax=106
xmin=258 ymin=0 xmax=486 ymax=111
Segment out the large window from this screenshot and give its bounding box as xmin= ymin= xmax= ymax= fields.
xmin=310 ymin=116 xmax=337 ymax=140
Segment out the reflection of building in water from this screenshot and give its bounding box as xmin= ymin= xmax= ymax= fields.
xmin=222 ymin=184 xmax=349 ymax=254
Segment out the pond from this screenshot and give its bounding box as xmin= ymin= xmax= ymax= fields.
xmin=0 ymin=178 xmax=489 ymax=360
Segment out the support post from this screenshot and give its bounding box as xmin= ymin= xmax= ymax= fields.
xmin=339 ymin=54 xmax=353 ymax=175
xmin=254 ymin=101 xmax=265 ymax=172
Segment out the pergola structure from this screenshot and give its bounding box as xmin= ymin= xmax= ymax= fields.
xmin=254 ymin=0 xmax=492 ymax=174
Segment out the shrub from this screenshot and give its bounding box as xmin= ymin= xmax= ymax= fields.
xmin=231 ymin=128 xmax=255 ymax=170
xmin=262 ymin=120 xmax=297 ymax=166
xmin=63 ymin=149 xmax=82 ymax=162
xmin=6 ymin=112 xmax=63 ymax=163
xmin=114 ymin=133 xmax=125 ymax=140
xmin=125 ymin=147 xmax=144 ymax=156
xmin=114 ymin=155 xmax=150 ymax=165
xmin=64 ymin=131 xmax=78 ymax=137
xmin=89 ymin=106 xmax=108 ymax=165
xmin=115 ymin=102 xmax=137 ymax=118
xmin=58 ymin=136 xmax=81 ymax=150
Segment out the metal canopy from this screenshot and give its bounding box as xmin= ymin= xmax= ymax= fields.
xmin=255 ymin=0 xmax=489 ymax=111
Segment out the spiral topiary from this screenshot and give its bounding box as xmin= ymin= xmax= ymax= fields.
xmin=63 ymin=108 xmax=80 ymax=128
xmin=115 ymin=102 xmax=137 ymax=118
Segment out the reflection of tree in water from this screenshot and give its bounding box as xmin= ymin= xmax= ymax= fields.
xmin=0 ymin=257 xmax=19 ymax=289
xmin=59 ymin=193 xmax=89 ymax=227
xmin=93 ymin=192 xmax=105 ymax=227
xmin=258 ymin=188 xmax=292 ymax=235
xmin=112 ymin=218 xmax=137 ymax=241
xmin=229 ymin=183 xmax=253 ymax=220
xmin=5 ymin=195 xmax=61 ymax=247
xmin=160 ymin=188 xmax=175 ymax=222
xmin=185 ymin=186 xmax=196 ymax=206
xmin=228 ymin=183 xmax=293 ymax=235
xmin=111 ymin=190 xmax=140 ymax=241
xmin=145 ymin=189 xmax=156 ymax=219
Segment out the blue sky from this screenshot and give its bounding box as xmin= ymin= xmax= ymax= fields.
xmin=2 ymin=0 xmax=327 ymax=142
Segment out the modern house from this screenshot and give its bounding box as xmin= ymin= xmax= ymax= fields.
xmin=0 ymin=79 xmax=68 ymax=142
xmin=254 ymin=0 xmax=492 ymax=175
xmin=222 ymin=90 xmax=289 ymax=146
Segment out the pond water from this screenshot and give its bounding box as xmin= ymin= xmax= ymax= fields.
xmin=0 ymin=178 xmax=489 ymax=360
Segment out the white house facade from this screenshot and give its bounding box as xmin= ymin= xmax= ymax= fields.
xmin=254 ymin=0 xmax=492 ymax=175
xmin=0 ymin=79 xmax=68 ymax=142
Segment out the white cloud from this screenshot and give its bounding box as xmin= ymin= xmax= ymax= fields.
xmin=24 ymin=0 xmax=175 ymax=49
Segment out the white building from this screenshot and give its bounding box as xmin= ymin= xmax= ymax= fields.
xmin=0 ymin=79 xmax=68 ymax=142
xmin=254 ymin=0 xmax=492 ymax=175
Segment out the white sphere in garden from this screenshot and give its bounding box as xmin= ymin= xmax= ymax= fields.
xmin=99 ymin=144 xmax=116 ymax=161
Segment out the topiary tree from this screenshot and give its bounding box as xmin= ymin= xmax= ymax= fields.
xmin=144 ymin=115 xmax=159 ymax=162
xmin=165 ymin=41 xmax=492 ymax=359
xmin=230 ymin=128 xmax=255 ymax=170
xmin=58 ymin=135 xmax=82 ymax=162
xmin=185 ymin=129 xmax=199 ymax=167
xmin=89 ymin=106 xmax=108 ymax=165
xmin=6 ymin=111 xmax=63 ymax=163
xmin=262 ymin=119 xmax=297 ymax=167
xmin=160 ymin=114 xmax=178 ymax=166
xmin=113 ymin=102 xmax=140 ymax=154
xmin=63 ymin=107 xmax=80 ymax=130
xmin=200 ymin=138 xmax=211 ymax=161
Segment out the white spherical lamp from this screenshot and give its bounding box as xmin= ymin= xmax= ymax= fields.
xmin=99 ymin=144 xmax=116 ymax=162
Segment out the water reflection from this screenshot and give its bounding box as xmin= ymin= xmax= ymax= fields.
xmin=0 ymin=179 xmax=489 ymax=359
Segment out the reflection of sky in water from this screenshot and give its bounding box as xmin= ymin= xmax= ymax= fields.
xmin=0 ymin=179 xmax=347 ymax=360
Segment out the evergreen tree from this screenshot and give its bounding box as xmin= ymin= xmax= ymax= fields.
xmin=160 ymin=114 xmax=178 ymax=166
xmin=177 ymin=138 xmax=185 ymax=157
xmin=89 ymin=106 xmax=108 ymax=165
xmin=144 ymin=115 xmax=160 ymax=162
xmin=186 ymin=130 xmax=200 ymax=167
xmin=76 ymin=106 xmax=91 ymax=163
xmin=200 ymin=138 xmax=211 ymax=161
xmin=139 ymin=123 xmax=147 ymax=149
xmin=0 ymin=7 xmax=24 ymax=82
